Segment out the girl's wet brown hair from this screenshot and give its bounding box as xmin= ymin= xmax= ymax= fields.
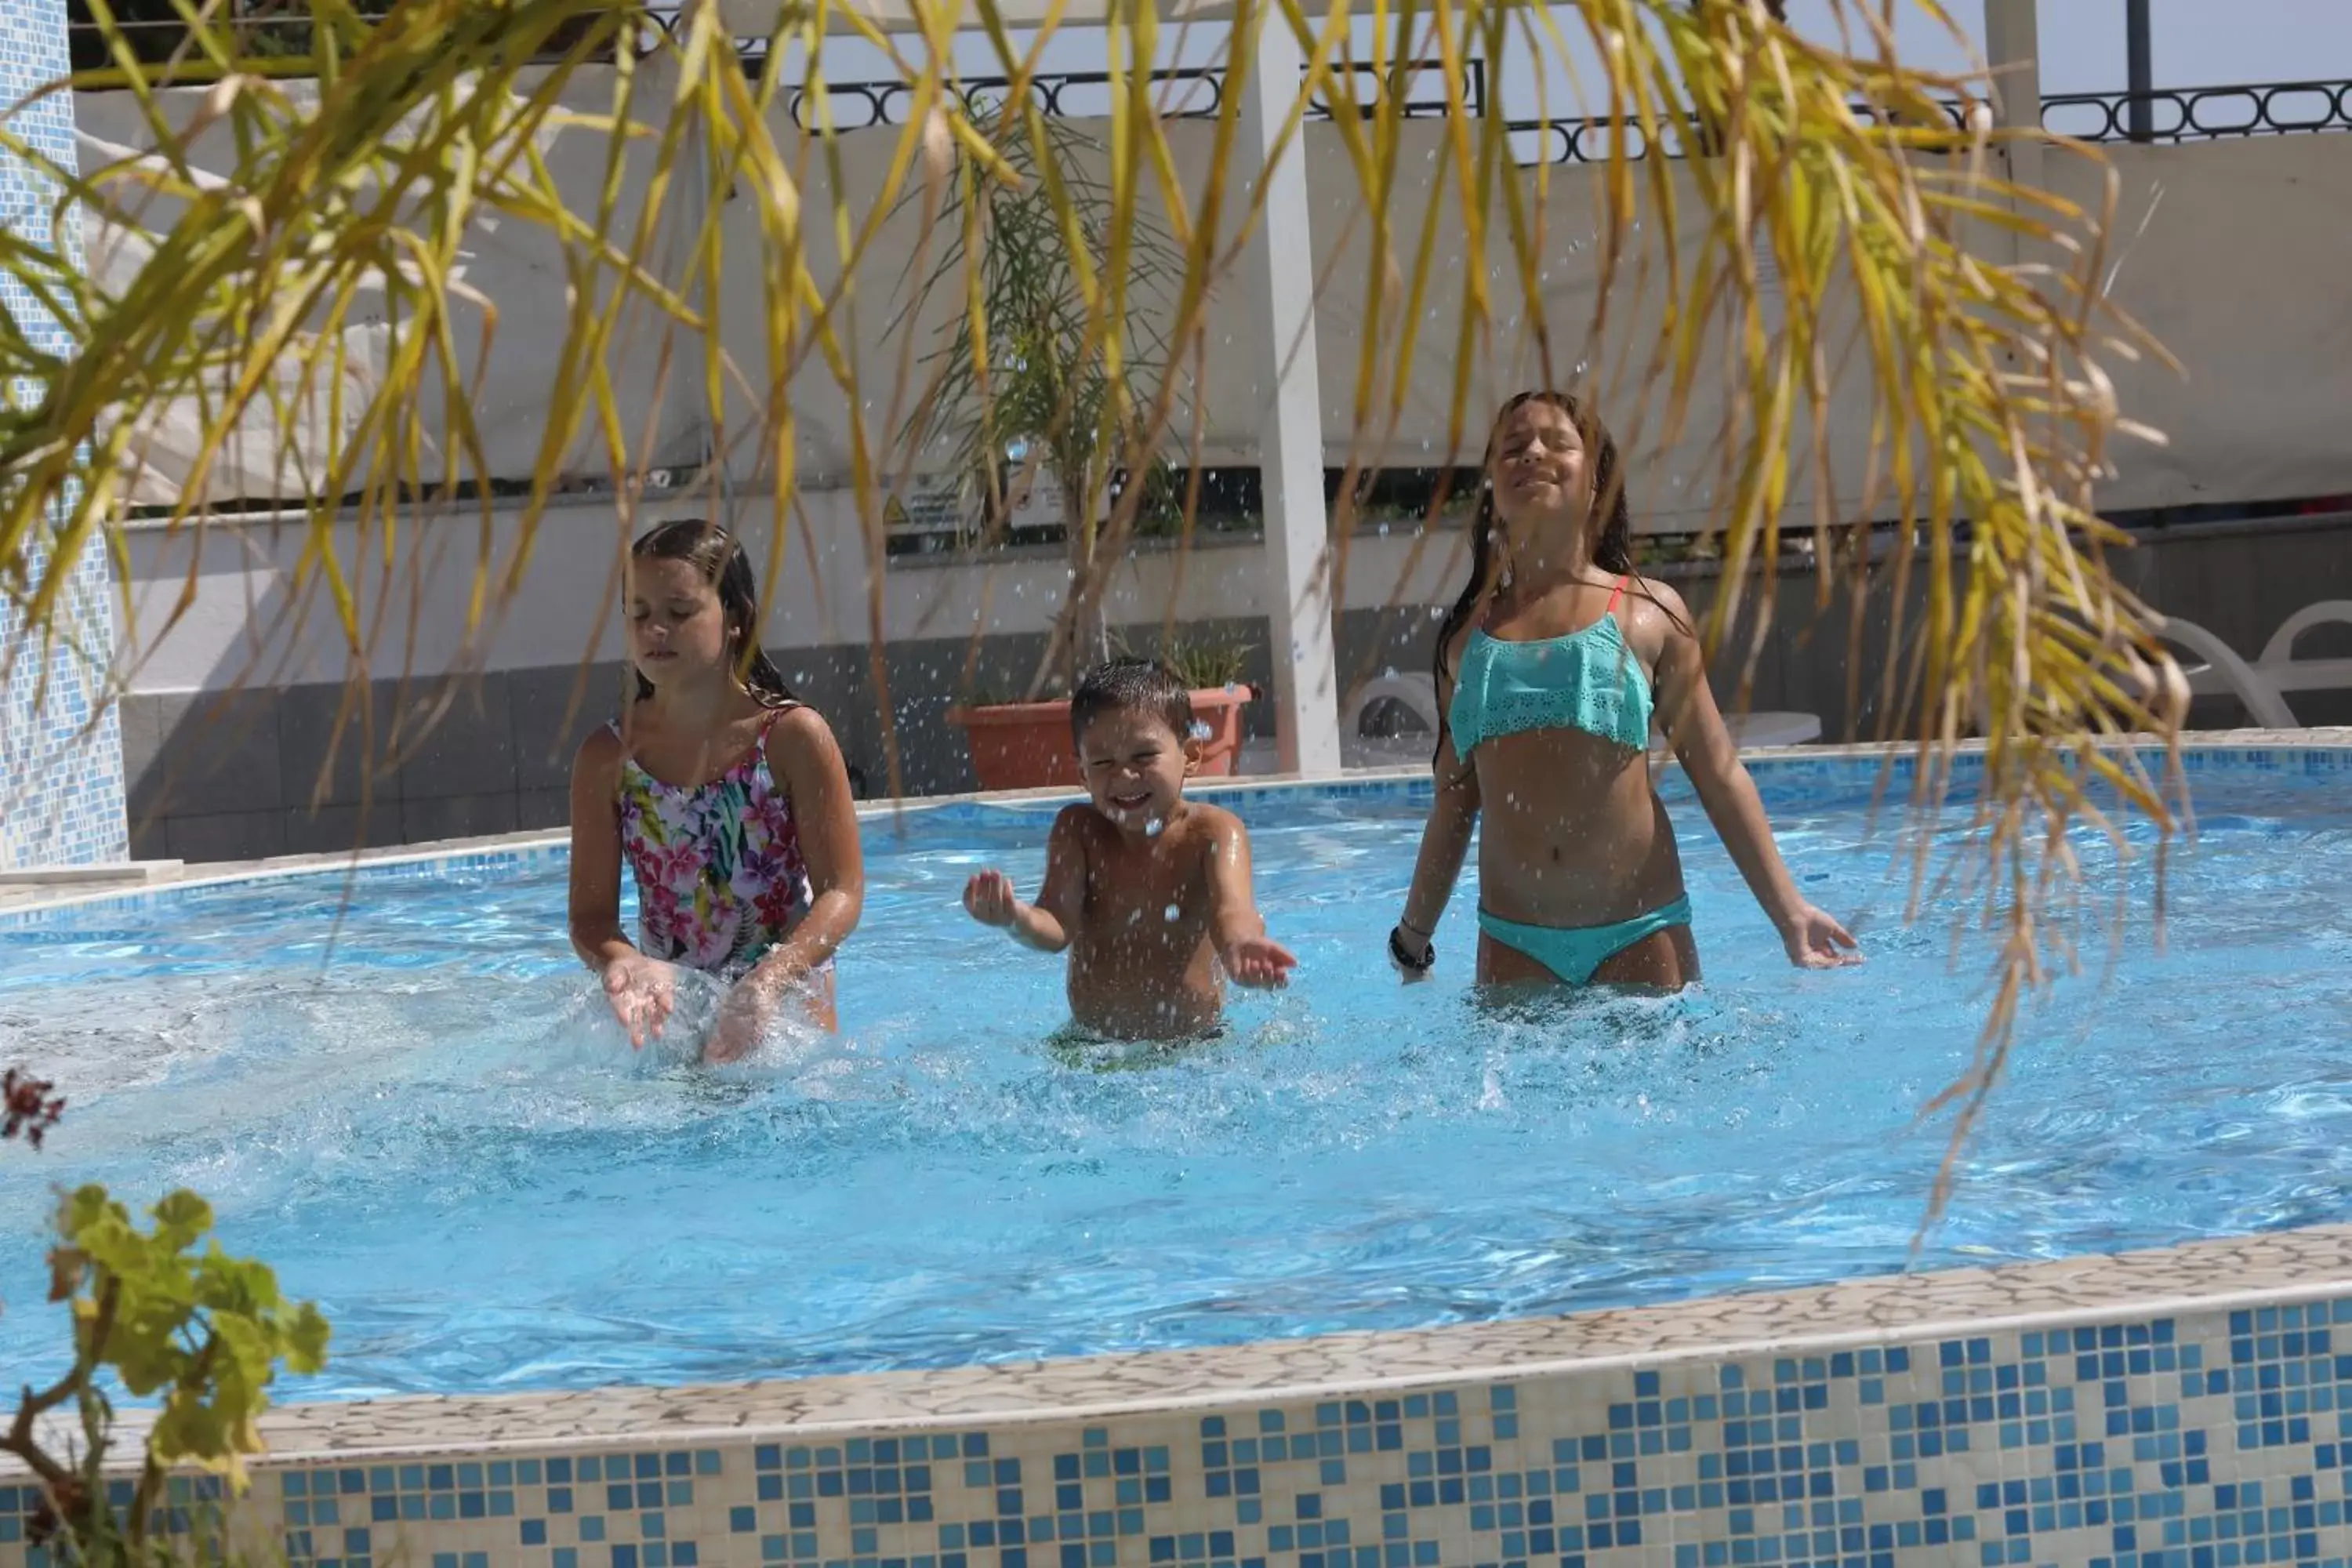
xmin=1429 ymin=391 xmax=1634 ymax=767
xmin=628 ymin=518 xmax=798 ymax=707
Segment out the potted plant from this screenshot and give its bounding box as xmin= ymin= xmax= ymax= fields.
xmin=1157 ymin=632 xmax=1261 ymax=777
xmin=951 ymin=629 xmax=1261 ymax=792
xmin=895 ymin=118 xmax=1240 ymax=789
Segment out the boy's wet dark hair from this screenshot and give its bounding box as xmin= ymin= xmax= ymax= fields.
xmin=1070 ymin=658 xmax=1196 ymax=750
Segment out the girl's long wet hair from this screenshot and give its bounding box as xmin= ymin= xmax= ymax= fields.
xmin=629 ymin=518 xmax=798 ymax=707
xmin=1430 ymin=391 xmax=1635 ymax=768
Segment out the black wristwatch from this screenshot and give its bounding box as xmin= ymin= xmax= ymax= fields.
xmin=1389 ymin=924 xmax=1435 ymax=972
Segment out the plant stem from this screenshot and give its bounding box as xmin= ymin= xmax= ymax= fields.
xmin=0 ymin=1276 xmax=118 ymax=1546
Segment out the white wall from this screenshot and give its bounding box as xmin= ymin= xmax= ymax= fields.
xmin=84 ymin=70 xmax=2352 ymax=693
xmin=116 ymin=493 xmax=1474 ymax=691
xmin=2053 ymin=136 xmax=2352 ymax=511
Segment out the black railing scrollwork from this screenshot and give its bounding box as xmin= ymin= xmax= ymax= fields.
xmin=750 ymin=56 xmax=1484 ymax=135
xmin=59 ymin=22 xmax=2351 ymax=169
xmin=2039 ymin=80 xmax=2352 ymax=143
xmin=1503 ymin=96 xmax=1968 ymax=166
xmin=1504 ymin=79 xmax=2349 ymax=165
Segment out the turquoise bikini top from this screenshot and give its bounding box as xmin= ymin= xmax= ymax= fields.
xmin=1447 ymin=578 xmax=1653 ymax=758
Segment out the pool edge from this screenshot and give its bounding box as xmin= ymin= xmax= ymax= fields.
xmin=63 ymin=1223 xmax=2352 ymax=1464
xmin=12 ymin=1224 xmax=2352 ymax=1567
xmin=4 ymin=726 xmax=2347 ymax=921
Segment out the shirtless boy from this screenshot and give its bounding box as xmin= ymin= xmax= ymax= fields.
xmin=962 ymin=659 xmax=1297 ymax=1039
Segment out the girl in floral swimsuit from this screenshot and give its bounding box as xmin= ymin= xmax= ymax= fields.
xmin=568 ymin=520 xmax=865 ymax=1062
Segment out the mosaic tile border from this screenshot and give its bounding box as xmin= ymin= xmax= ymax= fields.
xmin=9 ymin=1228 xmax=2352 ymax=1567
xmin=2 ymin=732 xmax=2346 ymax=924
xmin=0 ymin=0 xmax=129 ymax=873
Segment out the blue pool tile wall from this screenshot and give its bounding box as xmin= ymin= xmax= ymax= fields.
xmin=0 ymin=0 xmax=127 ymax=872
xmin=9 ymin=1295 xmax=2352 ymax=1566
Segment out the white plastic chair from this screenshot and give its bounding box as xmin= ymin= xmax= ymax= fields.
xmin=1348 ymin=673 xmax=1442 ymax=739
xmin=2158 ymin=601 xmax=2352 ymax=728
xmin=1719 ymin=710 xmax=1824 ymax=749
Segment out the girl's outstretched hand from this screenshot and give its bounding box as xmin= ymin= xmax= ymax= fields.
xmin=601 ymin=954 xmax=677 ymax=1047
xmin=963 ymin=869 xmax=1022 ymax=927
xmin=705 ymin=977 xmax=775 ymax=1064
xmin=1780 ymin=904 xmax=1863 ymax=968
xmin=1223 ymin=935 xmax=1298 ymax=989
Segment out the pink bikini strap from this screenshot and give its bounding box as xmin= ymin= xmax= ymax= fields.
xmin=1603 ymin=576 xmax=1627 ymax=614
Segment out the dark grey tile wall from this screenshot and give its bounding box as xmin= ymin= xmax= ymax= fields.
xmin=119 ymin=518 xmax=2352 ymax=862
xmin=129 ymin=666 xmax=631 ymax=863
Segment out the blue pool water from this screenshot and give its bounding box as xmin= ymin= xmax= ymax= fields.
xmin=0 ymin=757 xmax=2348 ymax=1402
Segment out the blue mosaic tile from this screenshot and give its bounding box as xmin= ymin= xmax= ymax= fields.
xmin=18 ymin=1290 xmax=2344 ymax=1568
xmin=0 ymin=0 xmax=125 ymax=873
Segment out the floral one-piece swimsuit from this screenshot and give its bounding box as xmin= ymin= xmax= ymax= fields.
xmin=612 ymin=705 xmax=822 ymax=982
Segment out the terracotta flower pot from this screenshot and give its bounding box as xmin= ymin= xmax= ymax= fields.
xmin=949 ymin=685 xmax=1256 ymax=793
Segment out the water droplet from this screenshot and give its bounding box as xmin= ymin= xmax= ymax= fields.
xmin=1163 ymin=903 xmax=1181 ymax=922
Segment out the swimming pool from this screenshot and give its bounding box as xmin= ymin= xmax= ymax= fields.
xmin=3 ymin=745 xmax=2348 ymax=1410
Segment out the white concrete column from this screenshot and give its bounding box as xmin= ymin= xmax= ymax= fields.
xmin=1981 ymin=0 xmax=2045 ymax=286
xmin=1237 ymin=3 xmax=1343 ymax=775
xmin=1982 ymin=0 xmax=2044 ymax=176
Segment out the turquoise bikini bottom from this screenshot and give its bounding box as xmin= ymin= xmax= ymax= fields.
xmin=1477 ymin=895 xmax=1695 ymax=986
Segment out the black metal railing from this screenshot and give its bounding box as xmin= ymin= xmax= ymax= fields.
xmin=2040 ymin=80 xmax=2352 ymax=143
xmin=1501 ymin=80 xmax=2350 ymax=165
xmin=59 ymin=22 xmax=2352 ymax=166
xmin=760 ymin=57 xmax=1484 ymax=135
xmin=1503 ymin=96 xmax=1969 ymax=166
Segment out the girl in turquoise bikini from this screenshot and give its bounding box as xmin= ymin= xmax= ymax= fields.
xmin=568 ymin=520 xmax=865 ymax=1061
xmin=1388 ymin=390 xmax=1860 ymax=990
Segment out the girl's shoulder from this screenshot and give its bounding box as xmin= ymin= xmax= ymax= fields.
xmin=1619 ymin=574 xmax=1698 ymax=667
xmin=1626 ymin=572 xmax=1693 ymax=621
xmin=757 ymin=699 xmax=837 ymax=760
xmin=572 ymin=719 xmax=630 ymax=777
xmin=759 ymin=702 xmax=862 ymax=799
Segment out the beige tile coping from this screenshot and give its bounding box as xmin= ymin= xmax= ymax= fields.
xmin=16 ymin=1221 xmax=2350 ymax=1472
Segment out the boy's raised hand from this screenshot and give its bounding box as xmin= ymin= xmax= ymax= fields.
xmin=964 ymin=868 xmax=1022 ymax=927
xmin=1223 ymin=934 xmax=1298 ymax=989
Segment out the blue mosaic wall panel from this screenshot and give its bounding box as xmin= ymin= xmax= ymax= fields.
xmin=0 ymin=0 xmax=126 ymax=870
xmin=7 ymin=1294 xmax=2352 ymax=1566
